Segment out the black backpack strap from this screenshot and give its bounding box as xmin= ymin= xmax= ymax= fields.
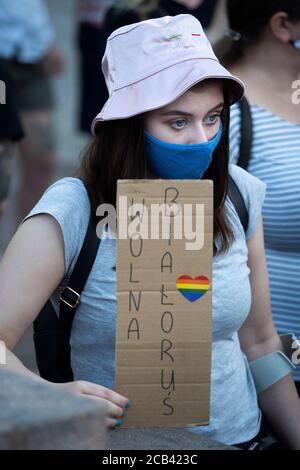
xmin=57 ymin=192 xmax=100 ymax=381
xmin=33 ymin=298 xmax=61 ymax=382
xmin=236 ymin=96 xmax=253 ymax=170
xmin=33 ymin=180 xmax=101 ymax=382
xmin=228 ymin=175 xmax=249 ymax=235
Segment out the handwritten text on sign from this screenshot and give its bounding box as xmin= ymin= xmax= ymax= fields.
xmin=116 ymin=180 xmax=213 ymax=427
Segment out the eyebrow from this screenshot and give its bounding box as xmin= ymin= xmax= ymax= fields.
xmin=160 ymin=102 xmax=225 ymax=117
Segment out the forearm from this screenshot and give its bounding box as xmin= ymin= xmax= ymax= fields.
xmin=245 ymin=335 xmax=300 ymax=449
xmin=0 ymin=346 xmax=49 ymax=385
xmin=243 ymin=221 xmax=300 ymax=448
xmin=258 ymin=373 xmax=300 ymax=449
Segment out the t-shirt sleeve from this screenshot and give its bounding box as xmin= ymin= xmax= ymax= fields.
xmin=229 ymin=164 xmax=266 ymax=241
xmin=19 ymin=177 xmax=90 ymax=277
xmin=229 ymin=103 xmax=242 ymax=165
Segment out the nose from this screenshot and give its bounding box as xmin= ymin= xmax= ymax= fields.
xmin=188 ymin=123 xmax=209 ymax=144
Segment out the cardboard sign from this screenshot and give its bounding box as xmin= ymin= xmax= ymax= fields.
xmin=116 ymin=180 xmax=213 ymax=427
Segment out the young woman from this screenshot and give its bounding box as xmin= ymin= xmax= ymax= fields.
xmin=0 ymin=14 xmax=300 ymax=449
xmin=215 ymin=0 xmax=300 ymax=394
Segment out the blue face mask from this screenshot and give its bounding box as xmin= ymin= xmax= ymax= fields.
xmin=144 ymin=121 xmax=223 ymax=179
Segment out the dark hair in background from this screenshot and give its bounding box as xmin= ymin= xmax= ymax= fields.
xmin=78 ymin=81 xmax=234 ymax=255
xmin=214 ymin=0 xmax=300 ymax=68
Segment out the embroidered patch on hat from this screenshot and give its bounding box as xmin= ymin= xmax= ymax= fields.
xmin=168 ymin=33 xmax=183 ymax=41
xmin=166 ymin=28 xmax=202 ymax=49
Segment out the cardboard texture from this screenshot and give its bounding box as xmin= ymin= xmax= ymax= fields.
xmin=116 ymin=180 xmax=213 ymax=428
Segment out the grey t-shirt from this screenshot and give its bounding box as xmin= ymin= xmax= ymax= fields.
xmin=21 ymin=164 xmax=266 ymax=445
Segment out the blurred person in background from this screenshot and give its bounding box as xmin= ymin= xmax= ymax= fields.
xmin=104 ymin=0 xmax=162 ymax=35
xmin=0 ymin=0 xmax=64 ymax=223
xmin=105 ymin=0 xmax=220 ymax=36
xmin=215 ymin=0 xmax=300 ymax=395
xmin=157 ymin=0 xmax=227 ymax=43
xmin=0 ymin=63 xmax=24 ymax=221
xmin=166 ymin=0 xmax=219 ymax=28
xmin=77 ymin=0 xmax=115 ymax=134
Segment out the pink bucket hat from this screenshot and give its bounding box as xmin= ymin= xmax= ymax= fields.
xmin=91 ymin=14 xmax=245 ymax=134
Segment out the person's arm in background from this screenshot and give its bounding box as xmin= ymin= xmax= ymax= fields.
xmin=0 ymin=0 xmax=63 ymax=74
xmin=174 ymin=0 xmax=204 ymax=9
xmin=76 ymin=0 xmax=114 ymax=29
xmin=206 ymin=0 xmax=228 ymax=45
xmin=238 ymin=217 xmax=300 ymax=449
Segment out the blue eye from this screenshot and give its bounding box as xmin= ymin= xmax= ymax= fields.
xmin=205 ymin=114 xmax=220 ymax=125
xmin=170 ymin=119 xmax=186 ymax=130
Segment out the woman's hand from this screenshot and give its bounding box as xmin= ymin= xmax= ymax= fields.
xmin=54 ymin=381 xmax=129 ymax=429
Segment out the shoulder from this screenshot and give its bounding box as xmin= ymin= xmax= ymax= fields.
xmin=229 ymin=164 xmax=266 ymax=195
xmin=28 ymin=176 xmax=91 ymax=220
xmin=20 ymin=177 xmax=91 ymax=276
xmin=44 ymin=176 xmax=87 ymax=194
xmin=42 ymin=176 xmax=89 ymax=204
xmin=228 ymin=164 xmax=266 ymax=240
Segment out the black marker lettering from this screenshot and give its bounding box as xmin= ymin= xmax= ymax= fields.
xmin=164 ymin=187 xmax=180 ymax=217
xmin=164 ymin=187 xmax=179 ymax=206
xmin=127 ymin=318 xmax=140 ymax=340
xmin=161 ymin=311 xmax=174 ymax=334
xmin=163 ymin=396 xmax=174 ymax=416
xmin=161 ymin=339 xmax=174 ymax=362
xmin=130 ymin=197 xmax=145 ymax=222
xmin=129 ymin=237 xmax=143 ymax=258
xmin=129 ymin=263 xmax=139 ymax=283
xmin=161 ymin=369 xmax=175 ymax=391
xmin=168 ymin=219 xmax=174 ymax=247
xmin=161 ymin=284 xmax=174 ymax=305
xmin=161 ymin=252 xmax=173 ymax=274
xmin=129 ymin=291 xmax=142 ymax=312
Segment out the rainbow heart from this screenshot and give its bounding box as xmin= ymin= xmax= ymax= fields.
xmin=176 ymin=275 xmax=210 ymax=302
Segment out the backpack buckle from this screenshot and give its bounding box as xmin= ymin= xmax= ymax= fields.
xmin=60 ymin=286 xmax=80 ymax=309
